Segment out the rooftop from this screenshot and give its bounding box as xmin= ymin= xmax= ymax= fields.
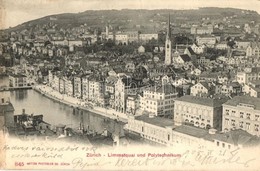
xmin=213 ymin=129 xmax=260 ymax=146
xmin=224 ymin=95 xmax=260 ymax=110
xmin=147 ymin=84 xmax=177 ymax=95
xmin=175 ymin=95 xmax=229 ymax=108
xmin=180 ymin=54 xmax=191 ymax=62
xmin=173 ymin=125 xmax=209 ymax=139
xmin=135 ymin=114 xmax=174 ymax=128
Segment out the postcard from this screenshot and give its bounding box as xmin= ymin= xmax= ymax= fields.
xmin=0 ymin=0 xmax=260 ymax=170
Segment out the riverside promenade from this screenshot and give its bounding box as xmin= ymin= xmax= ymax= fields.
xmin=33 ymin=85 xmax=128 ymax=123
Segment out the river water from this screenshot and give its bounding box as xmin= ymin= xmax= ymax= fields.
xmin=1 ymin=76 xmax=125 ymax=137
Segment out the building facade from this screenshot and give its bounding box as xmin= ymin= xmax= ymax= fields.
xmin=174 ymin=95 xmax=229 ymax=130
xmin=222 ymin=96 xmax=260 ymax=136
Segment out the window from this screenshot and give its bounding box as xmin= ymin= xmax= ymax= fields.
xmin=255 ymin=124 xmax=259 ymax=131
xmin=255 ymin=115 xmax=259 ymax=121
xmin=1 ymin=98 xmax=4 ymax=103
xmin=231 ymin=120 xmax=235 ymax=126
xmin=239 ymin=121 xmax=244 ymax=128
xmin=225 ymin=118 xmax=229 ymax=125
xmin=246 ymin=113 xmax=251 ymax=120
xmin=240 ymin=112 xmax=244 ymax=118
xmin=222 ymin=143 xmax=225 ymax=148
xmin=217 ymin=141 xmax=219 ymax=146
xmin=225 ymin=109 xmax=230 ymax=115
xmin=246 ymin=123 xmax=250 ymax=130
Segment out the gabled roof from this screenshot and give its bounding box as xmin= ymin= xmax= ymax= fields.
xmin=187 ymin=47 xmax=196 ymax=55
xmin=180 ymin=54 xmax=191 ymax=62
xmin=199 ymin=82 xmax=211 ymax=90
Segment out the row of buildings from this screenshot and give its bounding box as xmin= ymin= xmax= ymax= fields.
xmin=127 ymin=94 xmax=260 ymax=148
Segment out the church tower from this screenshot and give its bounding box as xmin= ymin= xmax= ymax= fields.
xmin=165 ymin=14 xmax=172 ymax=65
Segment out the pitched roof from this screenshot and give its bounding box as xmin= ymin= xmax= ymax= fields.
xmin=187 ymin=47 xmax=196 ymax=55
xmin=180 ymin=54 xmax=191 ymax=62
xmin=199 ymin=82 xmax=211 ymax=90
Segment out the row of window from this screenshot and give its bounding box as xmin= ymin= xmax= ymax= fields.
xmin=225 ymin=109 xmax=259 ymax=121
xmin=224 ymin=118 xmax=259 ymax=131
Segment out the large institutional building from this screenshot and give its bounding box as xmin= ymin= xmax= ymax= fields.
xmin=174 ymin=95 xmax=229 ymax=130
xmin=222 ymin=96 xmax=260 ymax=136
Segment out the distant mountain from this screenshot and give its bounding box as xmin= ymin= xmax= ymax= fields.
xmin=3 ymin=7 xmax=260 ymax=33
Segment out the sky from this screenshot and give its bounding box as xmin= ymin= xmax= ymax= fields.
xmin=1 ymin=0 xmax=260 ymax=29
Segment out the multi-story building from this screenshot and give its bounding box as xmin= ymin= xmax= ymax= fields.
xmin=174 ymin=95 xmax=229 ymax=130
xmin=64 ymin=77 xmax=73 ymax=97
xmin=236 ymin=67 xmax=260 ymax=84
xmin=127 ymin=114 xmax=260 ymax=148
xmin=82 ymin=75 xmax=90 ymax=101
xmin=236 ymin=41 xmax=251 ymax=49
xmin=59 ymin=77 xmax=65 ymax=94
xmin=190 ymin=82 xmax=215 ymax=96
xmin=127 ymin=114 xmax=174 ymax=145
xmin=139 ymin=33 xmax=158 ymax=43
xmin=51 ymin=74 xmax=60 ymax=91
xmin=9 ymin=74 xmax=27 ymax=87
xmin=246 ymin=42 xmax=260 ymax=57
xmin=196 ymin=36 xmax=216 ymax=47
xmin=243 ymin=84 xmax=260 ymax=98
xmin=73 ymin=76 xmax=82 ymax=98
xmin=190 ymin=43 xmax=206 ymax=54
xmin=140 ymin=84 xmax=178 ymax=117
xmin=222 ymin=96 xmax=260 ymax=136
xmin=115 ymin=33 xmax=128 ymax=45
xmin=88 ymin=76 xmax=105 ymax=103
xmin=114 ymin=77 xmax=128 ymax=113
xmin=126 ymin=31 xmax=139 ymax=43
xmin=191 ymin=25 xmax=213 ymax=35
xmin=126 ymin=95 xmax=140 ymax=115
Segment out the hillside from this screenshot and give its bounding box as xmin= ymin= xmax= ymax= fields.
xmin=2 ymin=7 xmax=260 ymax=33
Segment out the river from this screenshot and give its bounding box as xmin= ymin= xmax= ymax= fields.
xmin=1 ymin=76 xmax=125 ymax=137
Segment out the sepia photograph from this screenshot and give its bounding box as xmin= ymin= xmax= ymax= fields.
xmin=0 ymin=0 xmax=260 ymax=170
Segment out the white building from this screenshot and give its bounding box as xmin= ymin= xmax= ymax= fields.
xmin=174 ymin=95 xmax=229 ymax=130
xmin=140 ymin=84 xmax=177 ymax=117
xmin=139 ymin=33 xmax=158 ymax=42
xmin=222 ymin=96 xmax=260 ymax=136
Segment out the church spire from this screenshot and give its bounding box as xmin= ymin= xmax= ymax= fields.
xmin=167 ymin=13 xmax=171 ymax=39
xmin=164 ymin=13 xmax=172 ymax=66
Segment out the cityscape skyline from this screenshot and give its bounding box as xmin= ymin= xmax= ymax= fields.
xmin=1 ymin=0 xmax=260 ymax=29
